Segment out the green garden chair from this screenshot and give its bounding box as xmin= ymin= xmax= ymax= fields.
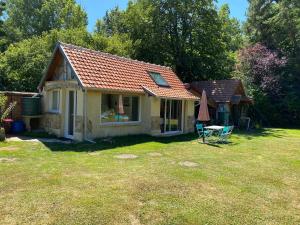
xmin=196 ymin=123 xmax=213 ymax=141
xmin=218 ymin=126 xmax=234 ymax=143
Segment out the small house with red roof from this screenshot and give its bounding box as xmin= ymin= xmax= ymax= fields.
xmin=38 ymin=42 xmax=198 ymax=141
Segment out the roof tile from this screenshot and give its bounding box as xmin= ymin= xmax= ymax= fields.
xmin=60 ymin=43 xmax=198 ymax=100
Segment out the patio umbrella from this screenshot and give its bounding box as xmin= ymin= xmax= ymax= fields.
xmin=118 ymin=95 xmax=125 ymax=115
xmin=198 ymin=90 xmax=210 ymax=143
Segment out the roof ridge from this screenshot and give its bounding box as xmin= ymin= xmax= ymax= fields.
xmin=59 ymin=42 xmax=172 ymax=70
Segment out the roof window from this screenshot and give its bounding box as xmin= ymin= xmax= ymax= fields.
xmin=148 ymin=71 xmax=169 ymax=87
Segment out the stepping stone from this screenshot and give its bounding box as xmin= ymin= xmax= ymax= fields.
xmin=148 ymin=152 xmax=162 ymax=157
xmin=179 ymin=161 xmax=199 ymax=168
xmin=0 ymin=146 xmax=19 ymax=151
xmin=115 ymin=154 xmax=138 ymax=159
xmin=0 ymin=158 xmax=17 ymax=163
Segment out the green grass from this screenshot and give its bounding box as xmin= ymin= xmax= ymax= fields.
xmin=0 ymin=128 xmax=299 ymax=225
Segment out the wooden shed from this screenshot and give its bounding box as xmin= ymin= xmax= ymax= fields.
xmin=188 ymin=79 xmax=253 ymax=126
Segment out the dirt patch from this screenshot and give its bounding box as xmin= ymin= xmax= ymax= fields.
xmin=129 ymin=214 xmax=141 ymax=225
xmin=0 ymin=157 xmax=17 ymax=163
xmin=148 ymin=152 xmax=162 ymax=157
xmin=0 ymin=146 xmax=19 ymax=151
xmin=179 ymin=161 xmax=199 ymax=168
xmin=115 ymin=154 xmax=138 ymax=159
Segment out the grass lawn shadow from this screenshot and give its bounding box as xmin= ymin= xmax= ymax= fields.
xmin=43 ymin=133 xmax=199 ymax=153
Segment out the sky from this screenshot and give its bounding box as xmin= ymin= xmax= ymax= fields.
xmin=76 ymin=0 xmax=249 ymax=32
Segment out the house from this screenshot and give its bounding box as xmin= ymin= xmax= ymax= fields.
xmin=188 ymin=80 xmax=252 ymax=126
xmin=38 ymin=42 xmax=198 ymax=141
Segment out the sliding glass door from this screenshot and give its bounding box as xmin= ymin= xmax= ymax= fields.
xmin=160 ymin=99 xmax=182 ymax=133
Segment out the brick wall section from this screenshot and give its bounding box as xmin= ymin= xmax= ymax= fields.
xmin=1 ymin=91 xmax=37 ymax=120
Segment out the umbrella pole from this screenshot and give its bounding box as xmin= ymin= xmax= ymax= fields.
xmin=202 ymin=122 xmax=206 ymax=143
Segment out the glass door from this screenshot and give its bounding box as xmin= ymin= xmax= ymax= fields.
xmin=160 ymin=99 xmax=182 ymax=133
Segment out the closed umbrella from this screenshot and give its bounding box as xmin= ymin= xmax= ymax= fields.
xmin=198 ymin=90 xmax=210 ymax=143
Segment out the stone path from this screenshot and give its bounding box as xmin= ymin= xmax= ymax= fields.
xmin=0 ymin=146 xmax=19 ymax=151
xmin=179 ymin=161 xmax=199 ymax=168
xmin=0 ymin=157 xmax=17 ymax=163
xmin=115 ymin=154 xmax=138 ymax=159
xmin=6 ymin=136 xmax=72 ymax=144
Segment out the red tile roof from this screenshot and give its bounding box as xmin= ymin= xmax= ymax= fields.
xmin=59 ymin=43 xmax=198 ymax=100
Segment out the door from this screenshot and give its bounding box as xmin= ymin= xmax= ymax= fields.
xmin=65 ymin=90 xmax=76 ymax=139
xmin=160 ymin=99 xmax=182 ymax=133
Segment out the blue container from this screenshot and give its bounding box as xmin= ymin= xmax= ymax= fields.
xmin=11 ymin=121 xmax=25 ymax=134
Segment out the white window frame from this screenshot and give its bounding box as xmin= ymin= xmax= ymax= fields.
xmin=99 ymin=93 xmax=142 ymax=126
xmin=49 ymin=89 xmax=60 ymax=113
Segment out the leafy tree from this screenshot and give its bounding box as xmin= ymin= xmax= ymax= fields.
xmin=4 ymin=0 xmax=88 ymax=40
xmin=0 ymin=28 xmax=92 ymax=92
xmin=96 ymin=0 xmax=243 ymax=82
xmin=0 ymin=0 xmax=8 ymax=52
xmin=245 ymin=0 xmax=300 ymax=126
xmin=0 ymin=28 xmax=134 ymax=92
xmin=234 ymin=43 xmax=299 ymax=126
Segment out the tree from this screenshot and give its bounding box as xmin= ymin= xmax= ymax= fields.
xmin=235 ymin=43 xmax=291 ymax=126
xmin=96 ymin=0 xmax=242 ymax=82
xmin=245 ymin=0 xmax=300 ymax=126
xmin=0 ymin=28 xmax=92 ymax=92
xmin=0 ymin=28 xmax=134 ymax=92
xmin=4 ymin=0 xmax=88 ymax=40
xmin=0 ymin=0 xmax=8 ymax=52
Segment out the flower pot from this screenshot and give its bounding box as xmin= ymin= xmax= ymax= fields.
xmin=0 ymin=127 xmax=5 ymax=141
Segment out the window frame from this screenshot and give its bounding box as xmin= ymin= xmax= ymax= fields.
xmin=99 ymin=93 xmax=142 ymax=125
xmin=49 ymin=89 xmax=60 ymax=113
xmin=148 ymin=71 xmax=170 ymax=87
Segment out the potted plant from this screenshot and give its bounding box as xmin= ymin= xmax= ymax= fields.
xmin=0 ymin=93 xmax=16 ymax=141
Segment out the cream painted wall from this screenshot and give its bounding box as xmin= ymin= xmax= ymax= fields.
xmin=86 ymin=91 xmax=150 ymax=139
xmin=43 ymin=84 xmax=196 ymax=141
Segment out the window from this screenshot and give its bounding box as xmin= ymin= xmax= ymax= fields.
xmin=148 ymin=71 xmax=169 ymax=87
xmin=101 ymin=94 xmax=139 ymax=123
xmin=66 ymin=64 xmax=76 ymax=80
xmin=50 ymin=90 xmax=60 ymax=112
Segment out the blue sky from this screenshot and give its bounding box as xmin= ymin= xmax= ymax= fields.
xmin=76 ymin=0 xmax=249 ymax=32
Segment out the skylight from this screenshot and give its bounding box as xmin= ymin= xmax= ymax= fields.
xmin=148 ymin=71 xmax=169 ymax=87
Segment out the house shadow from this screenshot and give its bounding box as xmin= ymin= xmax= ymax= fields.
xmin=42 ymin=133 xmax=199 ymax=153
xmin=40 ymin=128 xmax=283 ymax=153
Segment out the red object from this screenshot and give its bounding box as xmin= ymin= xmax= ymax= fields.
xmin=3 ymin=119 xmax=14 ymax=134
xmin=42 ymin=43 xmax=198 ymax=100
xmin=198 ymin=90 xmax=210 ymax=122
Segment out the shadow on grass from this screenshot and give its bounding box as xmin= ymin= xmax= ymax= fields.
xmin=43 ymin=133 xmax=199 ymax=153
xmin=40 ymin=128 xmax=284 ymax=152
xmin=234 ymin=128 xmax=285 ymax=140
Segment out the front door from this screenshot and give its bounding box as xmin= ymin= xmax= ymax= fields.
xmin=65 ymin=90 xmax=75 ymax=139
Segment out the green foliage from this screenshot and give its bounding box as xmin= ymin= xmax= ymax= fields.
xmin=0 ymin=93 xmax=7 ymax=110
xmin=0 ymin=0 xmax=9 ymax=52
xmin=244 ymin=0 xmax=300 ymax=126
xmin=0 ymin=27 xmax=134 ymax=91
xmin=96 ymin=0 xmax=243 ymax=82
xmin=0 ymin=28 xmax=92 ymax=91
xmin=4 ymin=0 xmax=88 ymax=40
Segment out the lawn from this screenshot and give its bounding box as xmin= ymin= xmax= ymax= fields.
xmin=0 ymin=129 xmax=299 ymax=225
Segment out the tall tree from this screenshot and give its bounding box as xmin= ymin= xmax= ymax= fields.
xmin=4 ymin=0 xmax=88 ymax=40
xmin=96 ymin=0 xmax=242 ymax=82
xmin=0 ymin=0 xmax=8 ymax=52
xmin=245 ymin=0 xmax=300 ymax=126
